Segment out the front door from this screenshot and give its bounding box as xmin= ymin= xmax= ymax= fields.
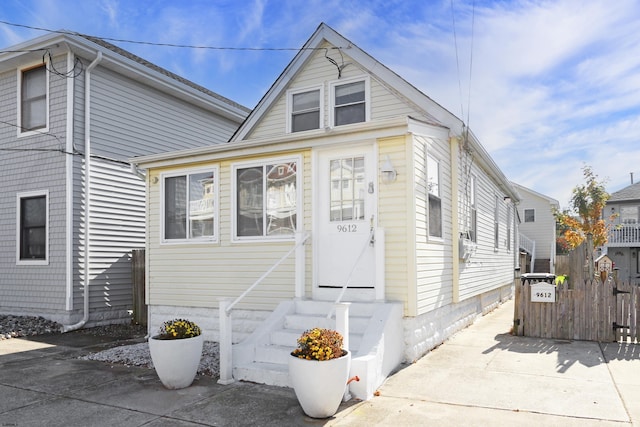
xmin=314 ymin=145 xmax=377 ymax=300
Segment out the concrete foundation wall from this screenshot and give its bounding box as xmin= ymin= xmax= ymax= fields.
xmin=403 ymin=283 xmax=513 ymax=362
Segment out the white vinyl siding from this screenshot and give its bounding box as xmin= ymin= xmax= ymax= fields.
xmin=89 ymin=67 xmax=240 ymax=161
xmin=515 ymin=185 xmax=559 ymax=260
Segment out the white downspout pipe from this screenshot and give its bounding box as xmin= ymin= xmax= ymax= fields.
xmin=63 ymin=51 xmax=102 ymax=332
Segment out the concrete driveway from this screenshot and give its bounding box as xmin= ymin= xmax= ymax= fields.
xmin=0 ymin=299 xmax=638 ymax=426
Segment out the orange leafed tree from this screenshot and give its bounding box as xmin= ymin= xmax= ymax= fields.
xmin=554 ymin=166 xmax=612 ymax=249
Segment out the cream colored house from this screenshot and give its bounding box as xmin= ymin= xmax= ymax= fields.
xmin=131 ymin=23 xmax=519 ymax=400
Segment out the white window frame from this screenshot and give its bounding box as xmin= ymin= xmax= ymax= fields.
xmin=524 ymin=208 xmax=535 ymax=223
xmin=286 ymin=85 xmax=324 ymax=133
xmin=494 ymin=194 xmax=500 ymax=250
xmin=232 ymin=155 xmax=302 ymax=243
xmin=16 ymin=190 xmax=49 ymax=266
xmin=426 ymin=154 xmax=443 ymax=241
xmin=506 ymin=204 xmax=512 ymax=252
xmin=160 ymin=166 xmax=219 ymax=245
xmin=17 ymin=61 xmax=49 ymax=137
xmin=329 ymin=76 xmax=370 ymax=128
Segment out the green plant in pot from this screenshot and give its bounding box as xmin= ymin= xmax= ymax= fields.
xmin=148 ymin=318 xmax=204 ymax=389
xmin=289 ymin=327 xmax=351 ymax=418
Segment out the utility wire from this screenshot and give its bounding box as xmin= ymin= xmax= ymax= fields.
xmin=450 ymin=0 xmax=465 ymax=121
xmin=0 ymin=20 xmax=343 ymax=52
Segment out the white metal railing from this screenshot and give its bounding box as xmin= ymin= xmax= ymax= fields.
xmin=218 ymin=231 xmax=310 ymax=385
xmin=519 ymin=232 xmax=536 ymax=272
xmin=607 ymin=224 xmax=640 ymax=246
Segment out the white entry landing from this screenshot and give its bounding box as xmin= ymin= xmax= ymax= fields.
xmin=232 ymin=299 xmax=404 ymax=401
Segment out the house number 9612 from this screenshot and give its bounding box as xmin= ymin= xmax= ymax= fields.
xmin=337 ymin=224 xmax=357 ymax=233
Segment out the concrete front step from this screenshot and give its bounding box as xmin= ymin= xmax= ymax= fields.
xmin=234 ymin=361 xmax=290 ymax=388
xmin=283 ymin=313 xmax=372 ymax=333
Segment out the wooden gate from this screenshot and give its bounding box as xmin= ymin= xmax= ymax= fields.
xmin=514 ymin=276 xmax=639 ymax=343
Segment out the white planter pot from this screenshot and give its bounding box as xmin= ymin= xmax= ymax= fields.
xmin=148 ymin=334 xmax=203 ymax=389
xmin=289 ymin=351 xmax=351 ymax=418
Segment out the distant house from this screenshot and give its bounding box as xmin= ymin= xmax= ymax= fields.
xmin=512 ymin=183 xmax=559 ymax=273
xmin=603 ymin=180 xmax=640 ymax=283
xmin=0 ymin=33 xmax=249 ymax=329
xmin=131 ymin=23 xmax=519 ymax=400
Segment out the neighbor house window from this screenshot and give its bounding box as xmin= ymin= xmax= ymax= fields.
xmin=17 ymin=190 xmax=48 ymax=264
xmin=234 ymin=157 xmax=300 ymax=240
xmin=620 ymin=206 xmax=638 ymax=224
xmin=524 ymin=209 xmax=535 ymax=223
xmin=289 ymin=87 xmax=321 ymax=132
xmin=19 ymin=64 xmax=48 ymax=133
xmin=162 ymin=168 xmax=218 ymax=243
xmin=331 ymin=77 xmax=368 ymax=127
xmin=427 ymin=155 xmax=442 ymax=238
xmin=506 ymin=204 xmax=512 ymax=251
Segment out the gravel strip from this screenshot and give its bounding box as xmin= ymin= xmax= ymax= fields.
xmin=80 ymin=341 xmax=221 ymax=378
xmin=0 ymin=315 xmax=220 ymax=378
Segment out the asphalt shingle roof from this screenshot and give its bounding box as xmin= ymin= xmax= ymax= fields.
xmin=608 ymin=181 xmax=640 ymax=202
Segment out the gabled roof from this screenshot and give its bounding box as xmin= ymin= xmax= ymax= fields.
xmin=511 ymin=182 xmax=559 ymax=207
xmin=0 ymin=31 xmax=250 ymax=121
xmin=608 ymin=181 xmax=640 ymax=202
xmin=226 ymin=23 xmax=518 ymax=200
xmin=230 ymin=22 xmax=463 ymax=142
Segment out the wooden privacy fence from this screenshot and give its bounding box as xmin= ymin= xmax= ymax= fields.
xmin=131 ymin=249 xmax=147 ymax=326
xmin=514 ymin=276 xmax=639 ymax=343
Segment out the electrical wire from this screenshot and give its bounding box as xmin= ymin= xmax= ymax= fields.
xmin=0 ymin=20 xmax=344 ymax=52
xmin=450 ymin=0 xmax=465 ymax=121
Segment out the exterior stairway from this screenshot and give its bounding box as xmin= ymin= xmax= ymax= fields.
xmin=232 ymin=299 xmax=404 ymax=401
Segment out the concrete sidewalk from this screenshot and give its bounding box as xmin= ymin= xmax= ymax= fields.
xmin=0 ymin=299 xmax=638 ymax=426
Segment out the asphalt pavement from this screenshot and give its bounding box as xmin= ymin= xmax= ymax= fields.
xmin=1 ymin=299 xmax=638 ymax=426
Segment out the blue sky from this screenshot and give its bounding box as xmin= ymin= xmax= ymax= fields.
xmin=2 ymin=0 xmax=639 ymax=208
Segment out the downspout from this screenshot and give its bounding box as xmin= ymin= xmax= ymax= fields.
xmin=450 ymin=136 xmax=460 ymax=303
xmin=63 ymin=50 xmax=103 ymax=332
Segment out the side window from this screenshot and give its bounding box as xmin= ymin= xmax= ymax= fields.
xmin=234 ymin=158 xmax=299 ymax=240
xmin=494 ymin=195 xmax=500 ymax=249
xmin=17 ymin=190 xmax=48 ymax=264
xmin=162 ymin=169 xmax=218 ymax=243
xmin=506 ymin=204 xmax=512 ymax=251
xmin=469 ymin=175 xmax=477 ymax=242
xmin=19 ymin=64 xmax=48 ymax=134
xmin=289 ymin=87 xmax=321 ymax=133
xmin=524 ymin=209 xmax=535 ymax=223
xmin=331 ymin=78 xmax=368 ymax=127
xmin=427 ymin=155 xmax=442 ymax=238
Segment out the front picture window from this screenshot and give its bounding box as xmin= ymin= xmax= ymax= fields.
xmin=236 ymin=160 xmax=298 ymax=239
xmin=163 ymin=170 xmax=217 ymax=242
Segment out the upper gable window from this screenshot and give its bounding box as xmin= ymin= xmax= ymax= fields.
xmin=289 ymin=87 xmax=322 ymax=133
xmin=19 ymin=64 xmax=48 ymax=134
xmin=331 ymin=77 xmax=369 ymax=127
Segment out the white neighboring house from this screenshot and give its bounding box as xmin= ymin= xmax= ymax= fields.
xmin=512 ymin=183 xmax=559 ymax=273
xmin=0 ymin=33 xmax=248 ymax=329
xmin=131 ymin=23 xmax=519 ymax=400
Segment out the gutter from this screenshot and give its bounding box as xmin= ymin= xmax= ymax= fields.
xmin=62 ymin=50 xmax=103 ymax=332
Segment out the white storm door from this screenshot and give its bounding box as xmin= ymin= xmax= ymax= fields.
xmin=315 ymin=146 xmax=377 ymax=294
